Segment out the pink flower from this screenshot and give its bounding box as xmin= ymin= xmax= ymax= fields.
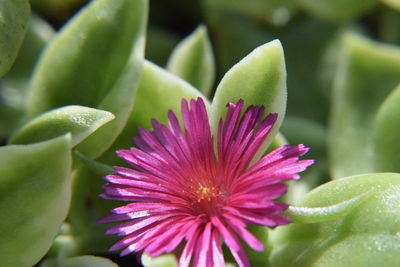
xmin=100 ymin=98 xmax=314 ymax=267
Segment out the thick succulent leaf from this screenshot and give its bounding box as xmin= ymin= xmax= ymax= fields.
xmin=75 ymin=45 xmax=145 ymax=158
xmin=381 ymin=0 xmax=400 ymax=10
xmin=210 ymin=40 xmax=286 ymax=154
xmin=41 ymin=255 xmax=118 ymax=267
xmin=295 ymin=0 xmax=378 ymax=21
xmin=0 ymin=135 xmax=72 ymax=266
xmin=0 ymin=0 xmax=30 ymax=77
xmin=329 ymin=33 xmax=400 ymax=178
xmin=270 ymin=173 xmax=400 ymax=267
xmin=9 ymin=105 xmax=114 ymax=147
xmin=286 ymin=191 xmax=371 ymax=223
xmin=166 ymin=25 xmax=215 ymax=96
xmin=99 ymin=60 xmax=209 ymax=165
xmin=0 ymin=15 xmax=54 ymax=137
xmin=142 ymin=254 xmax=178 ymax=267
xmin=373 ymin=84 xmax=400 ymax=172
xmin=26 ymin=0 xmax=148 ymax=158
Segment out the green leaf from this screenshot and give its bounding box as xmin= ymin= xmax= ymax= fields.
xmin=10 ymin=105 xmax=114 ymax=147
xmin=270 ymin=173 xmax=400 ymax=267
xmin=99 ymin=60 xmax=209 ymax=165
xmin=329 ymin=33 xmax=400 ymax=178
xmin=142 ymin=254 xmax=178 ymax=267
xmin=295 ymin=0 xmax=378 ymax=21
xmin=0 ymin=135 xmax=72 ymax=266
xmin=41 ymin=255 xmax=118 ymax=267
xmin=0 ymin=15 xmax=54 ymax=137
xmin=166 ymin=25 xmax=215 ymax=97
xmin=286 ymin=191 xmax=371 ymax=223
xmin=381 ymin=0 xmax=400 ymax=11
xmin=27 ymin=0 xmax=148 ymax=158
xmin=210 ymin=40 xmax=286 ymax=155
xmin=373 ymin=84 xmax=400 ymax=172
xmin=0 ymin=0 xmax=30 ymax=77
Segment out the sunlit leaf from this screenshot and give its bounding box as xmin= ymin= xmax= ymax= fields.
xmin=99 ymin=60 xmax=209 ymax=165
xmin=142 ymin=253 xmax=178 ymax=267
xmin=10 ymin=105 xmax=114 ymax=147
xmin=0 ymin=135 xmax=71 ymax=266
xmin=27 ymin=0 xmax=148 ymax=158
xmin=210 ymin=40 xmax=287 ymax=156
xmin=270 ymin=173 xmax=400 ymax=266
xmin=167 ymin=25 xmax=215 ymax=97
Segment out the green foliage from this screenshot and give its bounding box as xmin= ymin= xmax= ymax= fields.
xmin=270 ymin=173 xmax=400 ymax=266
xmin=329 ymin=33 xmax=400 ymax=178
xmin=0 ymin=0 xmax=30 ymax=77
xmin=10 ymin=105 xmax=114 ymax=147
xmin=1 ymin=0 xmax=400 ymax=266
xmin=167 ymin=25 xmax=215 ymax=97
xmin=210 ymin=40 xmax=287 ymax=155
xmin=27 ymin=0 xmax=148 ymax=158
xmin=0 ymin=135 xmax=71 ymax=266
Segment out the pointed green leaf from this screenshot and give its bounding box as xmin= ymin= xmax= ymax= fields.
xmin=295 ymin=0 xmax=378 ymax=21
xmin=270 ymin=173 xmax=400 ymax=267
xmin=0 ymin=0 xmax=30 ymax=77
xmin=329 ymin=33 xmax=400 ymax=178
xmin=166 ymin=25 xmax=215 ymax=96
xmin=0 ymin=135 xmax=72 ymax=266
xmin=26 ymin=0 xmax=148 ymax=158
xmin=210 ymin=40 xmax=286 ymax=154
xmin=10 ymin=105 xmax=114 ymax=147
xmin=99 ymin=60 xmax=209 ymax=165
xmin=373 ymin=84 xmax=400 ymax=172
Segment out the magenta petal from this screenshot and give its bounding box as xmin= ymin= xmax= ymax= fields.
xmin=100 ymin=98 xmax=314 ymax=266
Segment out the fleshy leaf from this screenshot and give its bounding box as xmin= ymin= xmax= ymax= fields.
xmin=373 ymin=84 xmax=400 ymax=172
xmin=0 ymin=0 xmax=30 ymax=77
xmin=0 ymin=135 xmax=72 ymax=266
xmin=270 ymin=173 xmax=400 ymax=266
xmin=210 ymin=40 xmax=286 ymax=154
xmin=166 ymin=25 xmax=215 ymax=96
xmin=286 ymin=191 xmax=371 ymax=223
xmin=26 ymin=0 xmax=148 ymax=158
xmin=381 ymin=0 xmax=400 ymax=11
xmin=99 ymin=60 xmax=209 ymax=165
xmin=10 ymin=105 xmax=114 ymax=147
xmin=142 ymin=253 xmax=178 ymax=267
xmin=295 ymin=0 xmax=378 ymax=21
xmin=329 ymin=33 xmax=400 ymax=178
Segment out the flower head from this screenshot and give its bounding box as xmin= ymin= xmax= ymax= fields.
xmin=100 ymin=98 xmax=313 ymax=267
